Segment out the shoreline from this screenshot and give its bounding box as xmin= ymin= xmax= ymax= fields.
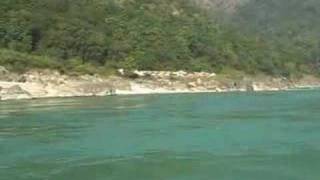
xmin=1 ymin=69 xmax=320 ymax=101
xmin=1 ymin=83 xmax=319 ymax=102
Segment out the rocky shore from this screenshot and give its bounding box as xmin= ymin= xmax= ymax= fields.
xmin=0 ymin=66 xmax=320 ymax=101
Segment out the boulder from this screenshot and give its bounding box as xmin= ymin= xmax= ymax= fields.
xmin=118 ymin=69 xmax=125 ymax=76
xmin=187 ymin=82 xmax=197 ymax=88
xmin=133 ymin=70 xmax=146 ymax=77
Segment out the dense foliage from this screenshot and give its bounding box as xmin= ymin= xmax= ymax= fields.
xmin=0 ymin=0 xmax=319 ymax=76
xmin=233 ymin=0 xmax=320 ymax=76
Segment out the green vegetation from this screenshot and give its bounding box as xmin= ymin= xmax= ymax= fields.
xmin=233 ymin=0 xmax=320 ymax=76
xmin=0 ymin=0 xmax=319 ymax=76
xmin=0 ymin=49 xmax=58 ymax=72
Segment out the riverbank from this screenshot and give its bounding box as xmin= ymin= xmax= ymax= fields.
xmin=1 ymin=67 xmax=320 ymax=101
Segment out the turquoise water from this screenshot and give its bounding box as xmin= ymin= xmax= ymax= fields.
xmin=0 ymin=91 xmax=320 ymax=180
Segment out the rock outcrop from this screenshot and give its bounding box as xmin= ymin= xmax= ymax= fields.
xmin=121 ymin=70 xmax=216 ymax=79
xmin=0 ymin=85 xmax=32 ymax=100
xmin=0 ymin=68 xmax=319 ymax=101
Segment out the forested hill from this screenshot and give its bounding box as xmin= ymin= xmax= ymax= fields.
xmin=0 ymin=0 xmax=319 ymax=77
xmin=234 ymin=0 xmax=320 ymax=75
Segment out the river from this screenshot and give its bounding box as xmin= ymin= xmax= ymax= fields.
xmin=0 ymin=91 xmax=320 ymax=179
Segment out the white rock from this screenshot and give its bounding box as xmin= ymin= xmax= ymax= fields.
xmin=118 ymin=69 xmax=125 ymax=76
xmin=210 ymin=73 xmax=216 ymax=77
xmin=174 ymin=70 xmax=187 ymax=77
xmin=133 ymin=70 xmax=146 ymax=77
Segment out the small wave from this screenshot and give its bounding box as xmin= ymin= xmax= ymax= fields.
xmin=113 ymin=104 xmax=146 ymax=110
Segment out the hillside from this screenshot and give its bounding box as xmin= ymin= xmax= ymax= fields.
xmin=233 ymin=0 xmax=320 ymax=74
xmin=0 ymin=0 xmax=319 ymax=77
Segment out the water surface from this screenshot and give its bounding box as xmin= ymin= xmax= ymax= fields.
xmin=1 ymin=91 xmax=320 ymax=180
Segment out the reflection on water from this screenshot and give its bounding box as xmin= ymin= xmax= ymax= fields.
xmin=1 ymin=91 xmax=320 ymax=180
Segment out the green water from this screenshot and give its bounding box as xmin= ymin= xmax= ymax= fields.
xmin=0 ymin=91 xmax=320 ymax=180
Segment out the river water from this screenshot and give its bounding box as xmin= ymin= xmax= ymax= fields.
xmin=0 ymin=91 xmax=320 ymax=179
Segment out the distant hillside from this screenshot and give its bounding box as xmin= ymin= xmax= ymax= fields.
xmin=233 ymin=0 xmax=320 ymax=73
xmin=0 ymin=0 xmax=319 ymax=77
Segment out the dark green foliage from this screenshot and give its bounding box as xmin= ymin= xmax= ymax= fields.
xmin=0 ymin=0 xmax=319 ymax=76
